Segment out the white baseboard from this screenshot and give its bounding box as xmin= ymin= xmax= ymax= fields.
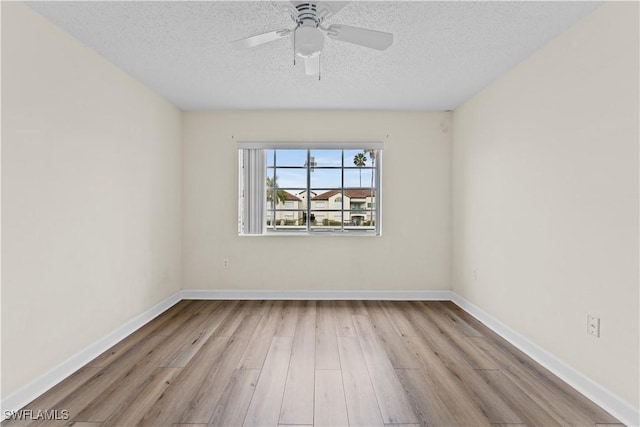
xmin=450 ymin=293 xmax=640 ymax=427
xmin=3 ymin=289 xmax=637 ymax=427
xmin=180 ymin=289 xmax=454 ymax=301
xmin=1 ymin=291 xmax=182 ymax=419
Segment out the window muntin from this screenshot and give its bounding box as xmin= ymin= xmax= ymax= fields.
xmin=240 ymin=144 xmax=381 ymax=236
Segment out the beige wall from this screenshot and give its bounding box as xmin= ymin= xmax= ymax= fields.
xmin=183 ymin=111 xmax=451 ymax=291
xmin=451 ymin=1 xmax=639 ymax=409
xmin=2 ymin=3 xmax=182 ymax=396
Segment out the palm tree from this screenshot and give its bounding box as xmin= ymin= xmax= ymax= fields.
xmin=364 ymin=149 xmax=376 ymax=162
xmin=266 ymin=176 xmax=287 ymax=207
xmin=353 ymin=152 xmax=367 ymax=187
xmin=364 ymin=149 xmax=376 ymax=225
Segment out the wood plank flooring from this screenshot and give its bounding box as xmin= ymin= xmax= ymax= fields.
xmin=3 ymin=300 xmax=622 ymax=427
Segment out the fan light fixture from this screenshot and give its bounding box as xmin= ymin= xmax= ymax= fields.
xmin=295 ymin=25 xmax=324 ymax=58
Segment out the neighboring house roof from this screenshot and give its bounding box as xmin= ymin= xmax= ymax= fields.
xmin=283 ymin=191 xmax=302 ymax=202
xmin=312 ymin=189 xmax=375 ymax=201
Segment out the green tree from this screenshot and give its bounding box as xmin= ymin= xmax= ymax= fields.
xmin=353 ymin=152 xmax=367 ymax=187
xmin=266 ymin=176 xmax=287 ymax=207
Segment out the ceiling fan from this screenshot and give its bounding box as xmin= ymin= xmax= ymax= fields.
xmin=230 ymin=1 xmax=393 ymax=78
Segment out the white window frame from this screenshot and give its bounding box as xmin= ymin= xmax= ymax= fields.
xmin=239 ymin=142 xmax=383 ymax=236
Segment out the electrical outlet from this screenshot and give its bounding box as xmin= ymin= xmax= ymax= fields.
xmin=223 ymin=259 xmax=230 ymax=269
xmin=587 ymin=314 xmax=600 ymax=337
xmin=472 ymin=268 xmax=478 ymax=281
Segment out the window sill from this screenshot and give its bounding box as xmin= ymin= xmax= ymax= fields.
xmin=239 ymin=231 xmax=380 ymax=237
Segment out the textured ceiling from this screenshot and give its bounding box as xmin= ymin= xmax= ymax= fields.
xmin=27 ymin=1 xmax=601 ymax=111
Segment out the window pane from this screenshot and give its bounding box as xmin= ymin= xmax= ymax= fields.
xmin=344 ymin=168 xmax=373 ymax=188
xmin=275 ymin=149 xmax=307 ymax=167
xmin=344 ymin=210 xmax=375 ymax=228
xmin=311 ymin=169 xmax=341 ymax=188
xmin=310 ymin=189 xmax=341 ymax=209
xmin=273 ymin=168 xmax=306 ymax=189
xmin=345 ymin=149 xmax=370 ymax=169
xmin=309 ymin=211 xmax=342 ymax=229
xmin=267 ymin=210 xmax=306 ymax=228
xmin=311 ymin=150 xmax=342 ymax=167
xmin=267 ymin=193 xmax=303 ymax=208
xmin=267 ymin=149 xmax=275 ymax=167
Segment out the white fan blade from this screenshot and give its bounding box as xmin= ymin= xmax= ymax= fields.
xmin=316 ymin=1 xmax=350 ymax=20
xmin=231 ymin=29 xmax=291 ymax=50
xmin=272 ymin=1 xmax=298 ymax=17
xmin=304 ymin=56 xmax=320 ymax=75
xmin=326 ymin=24 xmax=393 ymax=50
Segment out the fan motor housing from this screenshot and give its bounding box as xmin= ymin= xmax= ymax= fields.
xmin=293 ymin=2 xmax=319 ymax=25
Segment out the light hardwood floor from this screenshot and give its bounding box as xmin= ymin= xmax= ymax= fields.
xmin=3 ymin=300 xmax=623 ymax=427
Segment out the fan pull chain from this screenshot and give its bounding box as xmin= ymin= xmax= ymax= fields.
xmin=318 ymin=55 xmax=321 ymax=81
xmin=293 ymin=30 xmax=296 ymax=66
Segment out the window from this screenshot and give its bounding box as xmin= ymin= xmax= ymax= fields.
xmin=239 ymin=142 xmax=382 ymax=235
xmin=334 ymin=196 xmax=342 ymax=209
